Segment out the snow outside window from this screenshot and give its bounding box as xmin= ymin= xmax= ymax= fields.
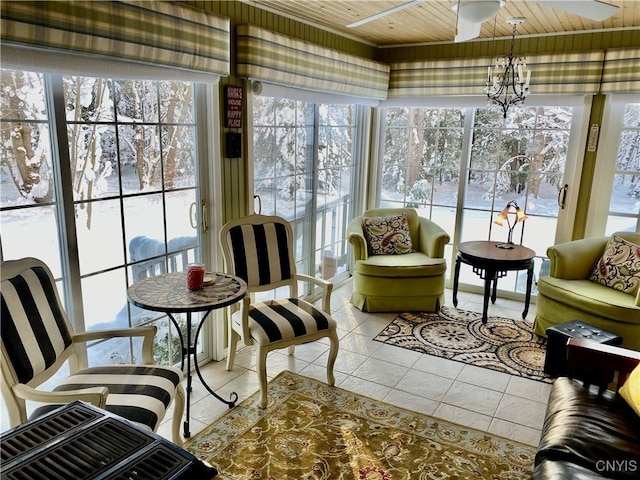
xmin=251 ymin=95 xmax=359 ymax=299
xmin=588 ymin=95 xmax=640 ymax=235
xmin=377 ymin=102 xmax=587 ymax=298
xmin=1 ymin=70 xmax=206 ymax=369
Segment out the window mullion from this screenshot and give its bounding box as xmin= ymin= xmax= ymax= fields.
xmin=302 ymin=104 xmax=317 ymax=283
xmin=45 ymin=74 xmax=87 ymax=336
xmin=352 ymin=105 xmax=370 ymax=215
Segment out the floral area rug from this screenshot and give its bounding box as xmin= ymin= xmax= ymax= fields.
xmin=374 ymin=306 xmax=551 ymax=383
xmin=184 ymin=370 xmax=536 ymax=479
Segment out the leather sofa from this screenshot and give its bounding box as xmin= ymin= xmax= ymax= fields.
xmin=532 ymin=338 xmax=640 ymax=479
xmin=534 ymin=232 xmax=640 ymax=351
xmin=347 ymin=208 xmax=449 ymax=312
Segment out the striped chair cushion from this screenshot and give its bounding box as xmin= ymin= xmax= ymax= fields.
xmin=1 ymin=266 xmax=73 ymax=384
xmin=227 ymin=222 xmax=291 ymax=287
xmin=30 ymin=365 xmax=183 ymax=432
xmin=242 ymin=298 xmax=336 ymax=345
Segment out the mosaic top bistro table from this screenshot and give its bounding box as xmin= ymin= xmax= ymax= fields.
xmin=452 ymin=241 xmax=536 ymax=324
xmin=127 ymin=272 xmax=247 ymax=438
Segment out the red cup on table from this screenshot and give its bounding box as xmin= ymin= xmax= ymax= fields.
xmin=186 ymin=264 xmax=205 ymax=291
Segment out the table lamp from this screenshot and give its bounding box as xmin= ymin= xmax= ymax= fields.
xmin=494 ymin=200 xmax=527 ymax=249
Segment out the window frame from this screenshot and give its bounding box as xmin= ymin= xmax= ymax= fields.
xmin=0 ymin=66 xmax=224 ymax=365
xmin=586 ymin=93 xmax=640 ymax=236
xmin=247 ymin=81 xmax=372 ymax=290
xmin=372 ymin=95 xmax=593 ymax=295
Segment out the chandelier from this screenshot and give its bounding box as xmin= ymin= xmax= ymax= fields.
xmin=485 ymin=18 xmax=531 ymax=118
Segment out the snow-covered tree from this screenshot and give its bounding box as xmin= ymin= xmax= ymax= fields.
xmin=1 ymin=70 xmax=52 ymax=203
xmin=2 ymin=72 xmax=196 ymax=229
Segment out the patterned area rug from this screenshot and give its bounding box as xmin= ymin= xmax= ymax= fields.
xmin=374 ymin=306 xmax=551 ymax=383
xmin=184 ymin=371 xmax=536 ymax=479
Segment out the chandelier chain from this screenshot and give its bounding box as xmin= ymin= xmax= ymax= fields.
xmin=485 ymin=18 xmax=531 ymax=119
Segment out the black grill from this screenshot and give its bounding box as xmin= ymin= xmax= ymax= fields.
xmin=1 ymin=402 xmax=217 ymax=480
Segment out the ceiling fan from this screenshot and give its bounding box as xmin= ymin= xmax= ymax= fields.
xmin=346 ymin=0 xmax=620 ymax=42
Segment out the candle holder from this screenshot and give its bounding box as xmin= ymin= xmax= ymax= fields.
xmin=494 ymin=200 xmax=527 ymax=249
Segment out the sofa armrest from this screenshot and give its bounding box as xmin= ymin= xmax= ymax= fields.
xmin=417 ymin=217 xmax=450 ymax=258
xmin=347 ymin=215 xmax=368 ymax=261
xmin=547 ymin=237 xmax=608 ymax=280
xmin=565 ymin=338 xmax=640 ymax=390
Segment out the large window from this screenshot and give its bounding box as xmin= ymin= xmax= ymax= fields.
xmin=1 ymin=70 xmax=211 ymax=367
xmin=252 ymin=95 xmax=359 ymax=287
xmin=589 ymin=97 xmax=640 ymax=235
xmin=378 ymin=101 xmax=588 ymax=296
xmin=380 ymin=107 xmax=465 ymax=246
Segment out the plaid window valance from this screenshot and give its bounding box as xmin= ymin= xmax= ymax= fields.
xmin=388 ymin=57 xmax=493 ymax=97
xmin=525 ymin=52 xmax=604 ymax=95
xmin=601 ymin=48 xmax=640 ymax=94
xmin=0 ymin=0 xmax=230 ymax=76
xmin=388 ymin=51 xmax=605 ymax=98
xmin=236 ymin=25 xmax=390 ymax=101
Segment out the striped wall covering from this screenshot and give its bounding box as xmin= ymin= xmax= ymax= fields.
xmin=227 ymin=222 xmax=292 ymax=287
xmin=236 ymin=25 xmax=390 ymax=100
xmin=0 ymin=0 xmax=230 ymax=75
xmin=601 ymin=48 xmax=640 ymax=93
xmin=1 ymin=266 xmax=73 ymax=384
xmin=388 ymin=51 xmax=605 ymax=97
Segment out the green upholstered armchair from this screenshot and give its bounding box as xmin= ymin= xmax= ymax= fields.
xmin=347 ymin=208 xmax=450 ymax=312
xmin=534 ymin=231 xmax=640 ymax=351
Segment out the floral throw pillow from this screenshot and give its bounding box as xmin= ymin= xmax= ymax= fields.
xmin=363 ymin=213 xmax=413 ymax=255
xmin=589 ymin=234 xmax=640 ymax=295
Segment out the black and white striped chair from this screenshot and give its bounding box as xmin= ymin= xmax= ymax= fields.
xmin=220 ymin=214 xmax=339 ymax=408
xmin=0 ymin=257 xmax=186 ymax=445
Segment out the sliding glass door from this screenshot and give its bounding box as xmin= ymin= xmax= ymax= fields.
xmin=1 ymin=69 xmax=212 ymax=367
xmin=377 ymin=99 xmax=590 ymax=296
xmin=252 ymin=95 xmax=358 ymax=289
xmin=588 ymin=95 xmax=640 ymax=235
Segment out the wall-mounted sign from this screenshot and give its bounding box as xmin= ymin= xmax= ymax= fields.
xmin=225 ymin=86 xmax=243 ymax=128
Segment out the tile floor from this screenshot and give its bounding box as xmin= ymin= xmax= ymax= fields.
xmin=157 ymin=281 xmax=552 ymax=448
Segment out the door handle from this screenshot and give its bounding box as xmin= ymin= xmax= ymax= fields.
xmin=189 ymin=200 xmax=209 ymax=232
xmin=189 ymin=202 xmax=197 ymax=229
xmin=254 ymin=195 xmax=262 ymax=214
xmin=557 ymin=184 xmax=568 ymax=209
xmin=201 ymin=200 xmax=209 ymax=233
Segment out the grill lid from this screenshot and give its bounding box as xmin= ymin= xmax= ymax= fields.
xmin=1 ymin=401 xmax=217 ymax=480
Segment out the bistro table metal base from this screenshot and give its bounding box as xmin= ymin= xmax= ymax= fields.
xmin=127 ymin=272 xmax=247 ymax=440
xmin=167 ymin=311 xmax=239 ymax=438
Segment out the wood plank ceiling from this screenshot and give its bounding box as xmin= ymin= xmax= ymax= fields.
xmin=242 ymin=0 xmax=639 ymax=46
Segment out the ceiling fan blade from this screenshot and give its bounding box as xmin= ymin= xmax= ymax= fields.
xmin=531 ymin=0 xmax=619 ymax=21
xmin=347 ymin=0 xmax=425 ymax=28
xmin=455 ymin=18 xmax=482 ymax=42
xmin=454 ymin=0 xmax=504 ymax=23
